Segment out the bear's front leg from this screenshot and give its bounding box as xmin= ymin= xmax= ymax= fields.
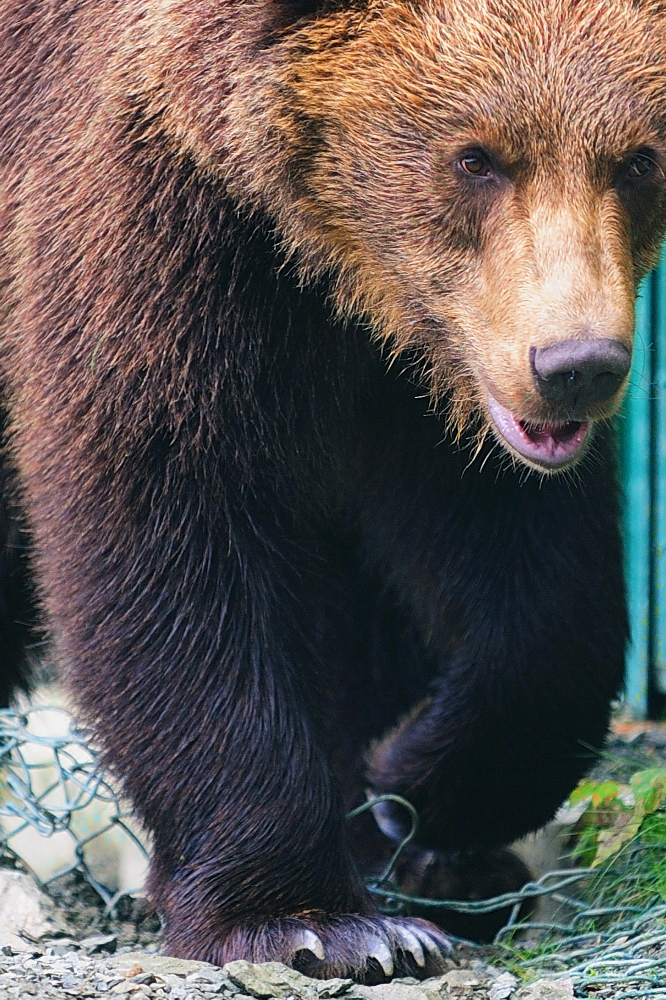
xmin=134 ymin=604 xmax=451 ymax=980
xmin=13 ymin=431 xmax=448 ymax=979
xmin=361 ymin=426 xmax=627 ymax=883
xmin=74 ymin=529 xmax=451 ymax=978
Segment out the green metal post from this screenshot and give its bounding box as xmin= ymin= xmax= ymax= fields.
xmin=653 ymin=266 xmax=666 ymax=696
xmin=621 ymin=277 xmax=653 ymax=716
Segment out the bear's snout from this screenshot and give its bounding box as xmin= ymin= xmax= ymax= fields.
xmin=530 ymin=338 xmax=631 ymax=419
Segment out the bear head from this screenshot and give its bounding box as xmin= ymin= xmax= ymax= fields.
xmin=144 ymin=0 xmax=666 ymax=471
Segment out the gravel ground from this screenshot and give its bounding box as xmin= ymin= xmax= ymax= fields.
xmin=0 ymin=870 xmax=554 ymax=1000
xmin=0 ymin=948 xmax=569 ymax=1000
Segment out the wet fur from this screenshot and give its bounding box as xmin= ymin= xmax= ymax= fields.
xmin=0 ymin=0 xmax=664 ymax=981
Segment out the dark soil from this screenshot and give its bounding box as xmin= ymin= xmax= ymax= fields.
xmin=44 ymin=872 xmax=162 ymax=952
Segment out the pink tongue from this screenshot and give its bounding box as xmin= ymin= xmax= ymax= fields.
xmin=486 ymin=394 xmax=590 ymax=469
xmin=521 ymin=421 xmax=581 ymax=446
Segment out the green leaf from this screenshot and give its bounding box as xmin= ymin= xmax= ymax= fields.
xmin=630 ymin=768 xmax=666 ymax=814
xmin=592 ymin=799 xmax=646 ymax=867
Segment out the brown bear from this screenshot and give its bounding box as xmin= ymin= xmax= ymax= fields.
xmin=0 ymin=0 xmax=665 ymax=983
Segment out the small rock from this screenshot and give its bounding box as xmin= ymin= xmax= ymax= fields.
xmin=42 ymin=937 xmax=81 ymax=954
xmin=185 ymin=970 xmax=231 ymax=993
xmin=519 ymin=979 xmax=575 ymax=1000
xmin=441 ymin=970 xmax=480 ymax=988
xmin=470 ymin=963 xmax=503 ymax=981
xmin=488 ymin=972 xmax=518 ymax=1000
xmin=224 ymin=960 xmax=322 ymax=998
xmin=318 ymin=979 xmax=355 ymax=998
xmin=0 ymin=872 xmax=71 ymax=952
xmin=155 ymin=973 xmax=190 ymax=998
xmin=420 ymin=978 xmax=455 ymax=994
xmin=80 ymin=933 xmax=118 ymax=955
xmin=129 ymin=972 xmax=156 ymax=985
xmin=186 ymin=971 xmax=227 ymax=983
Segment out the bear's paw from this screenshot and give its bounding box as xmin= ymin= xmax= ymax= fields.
xmin=173 ymin=914 xmax=451 ymax=983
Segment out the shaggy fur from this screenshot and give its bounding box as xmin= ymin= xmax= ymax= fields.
xmin=0 ymin=0 xmax=665 ymax=983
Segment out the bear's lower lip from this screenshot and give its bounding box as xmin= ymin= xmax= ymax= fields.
xmin=486 ymin=393 xmax=590 ymax=470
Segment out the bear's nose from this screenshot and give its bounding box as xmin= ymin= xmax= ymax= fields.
xmin=530 ymin=338 xmax=631 ymax=415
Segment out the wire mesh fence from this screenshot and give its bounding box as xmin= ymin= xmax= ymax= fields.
xmin=0 ymin=707 xmax=665 ymax=998
xmin=350 ymin=798 xmax=666 ymax=997
xmin=0 ymin=707 xmax=149 ymax=911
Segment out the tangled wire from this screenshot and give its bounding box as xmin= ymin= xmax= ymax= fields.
xmin=0 ymin=706 xmax=148 ymax=910
xmin=352 ymin=794 xmax=666 ymax=998
xmin=0 ymin=707 xmax=665 ymax=998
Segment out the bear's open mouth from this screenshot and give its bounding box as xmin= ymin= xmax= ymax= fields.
xmin=486 ymin=393 xmax=591 ymax=470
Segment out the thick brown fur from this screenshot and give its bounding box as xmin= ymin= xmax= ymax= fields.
xmin=0 ymin=0 xmax=665 ymax=983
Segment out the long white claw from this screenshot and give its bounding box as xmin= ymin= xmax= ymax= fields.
xmin=291 ymin=928 xmax=326 ymax=961
xmin=414 ymin=926 xmax=453 ymax=962
xmin=367 ymin=935 xmax=394 ymax=976
xmin=395 ymin=925 xmax=426 ymax=967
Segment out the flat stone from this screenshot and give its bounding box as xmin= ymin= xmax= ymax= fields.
xmin=518 ymin=980 xmax=575 ymax=1000
xmin=0 ymin=872 xmax=71 ymax=952
xmin=488 ymin=973 xmax=518 ymax=1000
xmin=42 ymin=938 xmax=81 ymax=954
xmin=108 ymin=952 xmax=220 ymax=978
xmin=318 ymin=979 xmax=355 ymax=998
xmin=441 ymin=970 xmax=480 ymax=988
xmin=127 ymin=973 xmax=155 ymax=985
xmin=186 ymin=971 xmax=229 ymax=984
xmin=80 ymin=934 xmax=118 ymax=955
xmin=352 ymin=983 xmax=445 ymax=1000
xmin=223 ymin=960 xmax=324 ymax=998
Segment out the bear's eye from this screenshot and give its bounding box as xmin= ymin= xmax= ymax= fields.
xmin=457 ymin=151 xmax=493 ymax=178
xmin=626 ymin=151 xmax=658 ymax=181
